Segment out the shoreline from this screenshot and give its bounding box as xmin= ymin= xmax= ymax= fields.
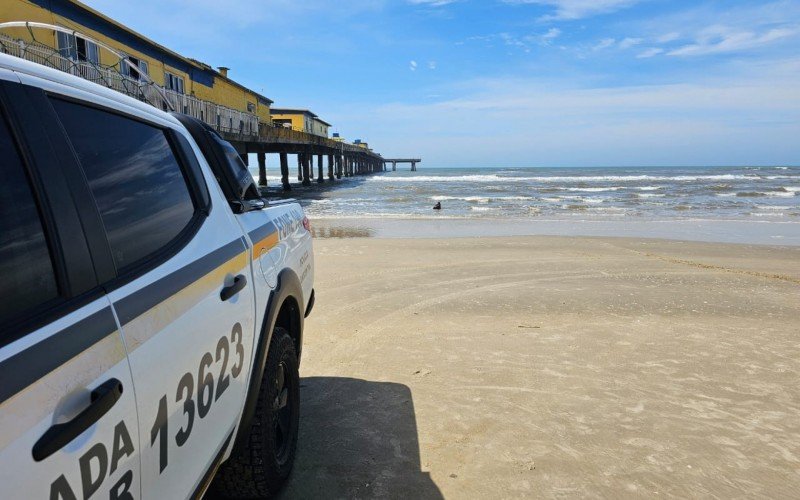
xmin=309 ymin=216 xmax=800 ymax=246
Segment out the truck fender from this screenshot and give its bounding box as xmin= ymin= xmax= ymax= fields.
xmin=232 ymin=267 xmax=304 ymax=453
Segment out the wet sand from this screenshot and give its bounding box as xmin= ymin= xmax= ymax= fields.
xmin=281 ymin=236 xmax=800 ymax=498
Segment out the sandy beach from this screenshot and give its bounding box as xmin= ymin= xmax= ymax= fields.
xmin=279 ymin=234 xmax=800 ymax=498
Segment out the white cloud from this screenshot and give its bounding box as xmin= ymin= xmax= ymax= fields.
xmin=668 ymin=26 xmax=799 ymax=56
xmin=409 ymin=60 xmax=418 ymax=71
xmin=468 ymin=28 xmax=563 ymax=52
xmin=619 ymin=37 xmax=643 ymax=49
xmin=502 ymin=0 xmax=640 ymax=20
xmin=593 ymin=38 xmax=615 ymax=50
xmin=657 ymin=32 xmax=681 ymax=43
xmin=428 ymin=61 xmax=437 ymax=70
xmin=542 ymin=28 xmax=562 ymax=40
xmin=636 ymin=47 xmax=663 ymax=58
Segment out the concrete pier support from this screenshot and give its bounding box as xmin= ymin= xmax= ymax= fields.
xmin=297 ymin=154 xmax=303 ymax=181
xmin=257 ymin=151 xmax=267 ymax=187
xmin=317 ymin=154 xmax=324 ymax=183
xmin=327 ymin=154 xmax=334 ymax=180
xmin=279 ymin=152 xmax=291 ymax=191
xmin=336 ymin=155 xmax=342 ymax=179
xmin=302 ymin=153 xmax=311 ymax=186
xmin=411 ymin=161 xmax=417 ymax=172
xmin=392 ymin=161 xmax=396 ymax=171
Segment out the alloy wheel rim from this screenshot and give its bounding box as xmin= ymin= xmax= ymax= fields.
xmin=272 ymin=360 xmax=293 ymax=463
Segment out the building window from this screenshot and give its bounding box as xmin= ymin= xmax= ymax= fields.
xmin=56 ymin=31 xmax=99 ymax=64
xmin=165 ymin=71 xmax=185 ymax=94
xmin=121 ymin=55 xmax=149 ymax=81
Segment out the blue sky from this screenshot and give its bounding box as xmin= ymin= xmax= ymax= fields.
xmin=83 ymin=0 xmax=800 ymax=167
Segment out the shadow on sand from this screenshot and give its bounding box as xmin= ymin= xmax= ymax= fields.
xmin=279 ymin=377 xmax=442 ymax=499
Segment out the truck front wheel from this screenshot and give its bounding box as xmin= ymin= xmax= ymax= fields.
xmin=211 ymin=327 xmax=300 ymax=498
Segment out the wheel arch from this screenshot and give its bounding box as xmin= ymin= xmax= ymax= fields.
xmin=232 ymin=267 xmax=304 ymax=453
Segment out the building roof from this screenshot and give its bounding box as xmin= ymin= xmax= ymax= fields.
xmin=33 ymin=0 xmax=272 ymax=103
xmin=270 ymin=108 xmax=332 ymax=127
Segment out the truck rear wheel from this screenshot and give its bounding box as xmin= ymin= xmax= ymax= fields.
xmin=210 ymin=327 xmax=300 ymax=498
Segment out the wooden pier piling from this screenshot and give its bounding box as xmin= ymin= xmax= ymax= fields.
xmin=257 ymin=151 xmax=267 ymax=187
xmin=279 ymin=152 xmax=291 ymax=191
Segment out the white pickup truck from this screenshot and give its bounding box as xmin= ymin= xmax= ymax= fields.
xmin=0 ymin=54 xmax=314 ymax=498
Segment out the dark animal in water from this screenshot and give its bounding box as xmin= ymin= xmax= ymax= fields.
xmin=433 ymin=202 xmax=442 ymax=210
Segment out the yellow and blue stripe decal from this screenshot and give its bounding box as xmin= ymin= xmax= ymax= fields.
xmin=248 ymin=221 xmax=279 ymax=260
xmin=0 ymin=222 xmax=280 ymax=408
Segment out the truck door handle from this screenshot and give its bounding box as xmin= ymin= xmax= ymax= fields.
xmin=32 ymin=378 xmax=123 ymax=462
xmin=220 ymin=274 xmax=247 ymax=301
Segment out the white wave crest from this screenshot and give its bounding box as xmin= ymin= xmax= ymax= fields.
xmin=370 ymin=173 xmax=767 ymax=183
xmin=430 ymin=195 xmax=533 ymax=202
xmin=565 ymin=187 xmax=624 ymax=192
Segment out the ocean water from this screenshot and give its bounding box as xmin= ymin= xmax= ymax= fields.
xmin=253 ymin=166 xmax=800 ymax=244
xmin=259 ymin=166 xmax=800 ymax=220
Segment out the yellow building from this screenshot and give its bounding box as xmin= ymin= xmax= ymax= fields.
xmin=270 ymin=108 xmax=331 ymax=138
xmin=0 ymin=0 xmax=273 ymax=127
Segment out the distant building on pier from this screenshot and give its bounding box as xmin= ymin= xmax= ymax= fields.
xmin=270 ymin=109 xmax=331 ymax=138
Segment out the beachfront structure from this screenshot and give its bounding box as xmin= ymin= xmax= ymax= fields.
xmin=0 ymin=0 xmax=400 ymax=187
xmin=271 ymin=108 xmax=331 ymax=138
xmin=1 ymin=0 xmax=273 ymax=135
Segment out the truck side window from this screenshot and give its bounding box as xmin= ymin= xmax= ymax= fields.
xmin=0 ymin=113 xmax=58 ymax=328
xmin=51 ymin=98 xmax=196 ymax=272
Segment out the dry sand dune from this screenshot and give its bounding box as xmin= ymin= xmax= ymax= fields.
xmin=280 ymin=236 xmax=800 ymax=498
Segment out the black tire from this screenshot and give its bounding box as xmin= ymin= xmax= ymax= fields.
xmin=210 ymin=327 xmax=300 ymax=498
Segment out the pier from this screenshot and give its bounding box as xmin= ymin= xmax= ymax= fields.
xmin=221 ymin=126 xmax=388 ymax=191
xmin=384 ymin=159 xmax=422 ymax=171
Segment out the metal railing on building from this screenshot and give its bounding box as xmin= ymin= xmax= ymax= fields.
xmin=0 ymin=32 xmax=259 ymax=138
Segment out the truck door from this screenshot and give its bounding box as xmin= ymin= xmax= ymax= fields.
xmin=45 ymin=97 xmax=256 ymax=498
xmin=0 ymin=91 xmax=140 ymax=500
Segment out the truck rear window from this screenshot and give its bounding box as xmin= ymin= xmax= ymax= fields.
xmin=51 ymin=98 xmax=196 ymax=272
